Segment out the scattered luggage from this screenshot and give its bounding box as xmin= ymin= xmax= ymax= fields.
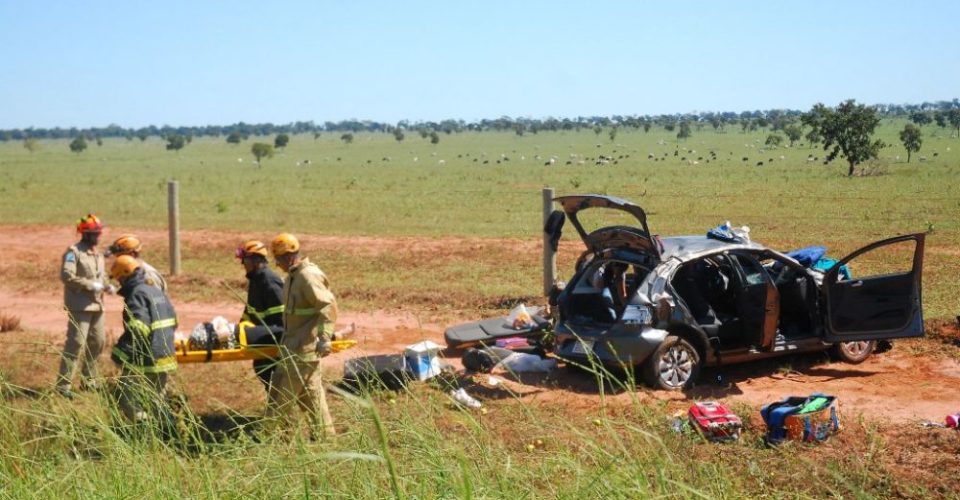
xmin=946 ymin=412 xmax=960 ymax=429
xmin=761 ymin=393 xmax=840 ymax=445
xmin=462 ymin=347 xmax=515 ymax=373
xmin=341 ymin=354 xmax=413 ymax=391
xmin=495 ymin=336 xmax=532 ymax=350
xmin=404 ymin=340 xmax=444 ymax=381
xmin=687 ymin=402 xmax=742 ymax=442
xmin=449 ymin=388 xmax=482 ymax=409
xmin=495 ymin=352 xmax=557 ymax=373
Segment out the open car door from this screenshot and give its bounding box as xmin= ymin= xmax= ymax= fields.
xmin=822 ymin=234 xmax=925 ymax=343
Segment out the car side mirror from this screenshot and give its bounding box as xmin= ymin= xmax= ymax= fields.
xmin=544 ymin=210 xmax=565 ymax=252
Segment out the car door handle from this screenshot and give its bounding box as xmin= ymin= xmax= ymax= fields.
xmin=850 ymin=280 xmax=863 ymax=288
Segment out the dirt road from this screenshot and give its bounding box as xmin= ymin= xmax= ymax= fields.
xmin=3 ymin=283 xmax=959 ymax=422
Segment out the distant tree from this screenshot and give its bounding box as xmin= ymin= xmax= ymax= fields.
xmin=95 ymin=136 xmax=103 ymax=147
xmin=909 ymin=112 xmax=932 ymax=127
xmin=393 ymin=128 xmax=405 ymax=142
xmin=250 ymin=142 xmax=274 ymax=167
xmin=642 ymin=122 xmax=651 ymax=133
xmin=340 ymin=133 xmax=354 ymax=144
xmin=274 ymin=133 xmax=290 ymax=149
xmin=783 ymin=125 xmax=802 ymax=146
xmin=23 ymin=138 xmax=40 ymax=153
xmin=676 ymin=121 xmax=691 ymax=140
xmin=313 ymin=131 xmax=321 ymax=140
xmin=898 ymin=124 xmax=922 ymax=162
xmin=165 ymin=134 xmax=186 ymax=151
xmin=418 ymin=129 xmax=429 ymax=139
xmin=709 ymin=116 xmax=722 ymax=132
xmin=664 ymin=122 xmax=676 ymax=132
xmin=69 ymin=136 xmax=87 ymax=154
xmin=593 ymin=125 xmax=603 ymax=136
xmin=137 ymin=130 xmax=149 ymax=142
xmin=803 ymin=100 xmax=885 ymax=176
xmin=608 ymin=127 xmax=618 ymax=142
xmin=226 ymin=132 xmax=242 ymax=144
xmin=765 ymin=134 xmax=783 ymax=147
xmin=514 ymin=124 xmax=524 ymax=136
xmin=429 ymin=131 xmax=440 ymax=144
xmin=948 ymin=109 xmax=960 ymax=138
xmin=934 ymin=111 xmax=947 ymax=128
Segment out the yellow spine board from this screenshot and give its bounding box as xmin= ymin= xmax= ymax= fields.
xmin=175 ymin=339 xmax=357 ymax=364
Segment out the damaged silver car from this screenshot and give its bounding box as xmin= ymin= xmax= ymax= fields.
xmin=549 ymin=194 xmax=925 ymax=390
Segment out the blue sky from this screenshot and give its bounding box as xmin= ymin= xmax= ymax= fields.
xmin=1 ymin=1 xmax=957 ymax=128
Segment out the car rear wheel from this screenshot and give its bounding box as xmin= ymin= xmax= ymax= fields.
xmin=831 ymin=340 xmax=875 ymax=364
xmin=642 ymin=335 xmax=701 ymax=391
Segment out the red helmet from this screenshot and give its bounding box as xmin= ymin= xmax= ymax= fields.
xmin=76 ymin=214 xmax=103 ymax=233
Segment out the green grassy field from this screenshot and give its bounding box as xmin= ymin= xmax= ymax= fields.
xmin=0 ymin=120 xmax=957 ymax=317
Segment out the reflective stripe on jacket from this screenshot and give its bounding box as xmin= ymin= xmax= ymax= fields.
xmin=111 ymin=269 xmax=178 ymax=373
xmin=281 ymin=258 xmax=338 ymax=359
xmin=241 ymin=266 xmax=285 ymax=328
xmin=61 ymin=242 xmax=105 ymax=312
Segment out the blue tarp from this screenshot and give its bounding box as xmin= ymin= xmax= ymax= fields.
xmin=785 ymin=246 xmax=827 ymax=267
xmin=784 ymin=246 xmax=852 ymax=280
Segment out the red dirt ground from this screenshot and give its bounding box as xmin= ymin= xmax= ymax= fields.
xmin=2 ymin=224 xmax=960 ymax=425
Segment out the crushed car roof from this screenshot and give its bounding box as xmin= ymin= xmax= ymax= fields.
xmin=659 ymin=236 xmax=765 ymax=261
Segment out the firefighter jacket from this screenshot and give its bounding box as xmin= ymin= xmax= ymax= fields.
xmin=140 ymin=260 xmax=168 ymax=292
xmin=111 ymin=269 xmax=178 ymax=373
xmin=60 ymin=241 xmax=106 ymax=312
xmin=242 ymin=266 xmax=285 ymax=328
xmin=281 ymin=258 xmax=338 ymax=360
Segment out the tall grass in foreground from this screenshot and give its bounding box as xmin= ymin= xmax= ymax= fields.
xmin=0 ymin=365 xmax=940 ymax=499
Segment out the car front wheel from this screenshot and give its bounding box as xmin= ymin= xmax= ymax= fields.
xmin=642 ymin=335 xmax=701 ymax=391
xmin=831 ymin=340 xmax=876 ymax=364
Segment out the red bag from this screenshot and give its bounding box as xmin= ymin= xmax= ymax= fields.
xmin=688 ymin=402 xmax=742 ymax=442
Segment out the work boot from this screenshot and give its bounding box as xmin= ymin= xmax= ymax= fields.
xmin=56 ymin=386 xmax=76 ymax=400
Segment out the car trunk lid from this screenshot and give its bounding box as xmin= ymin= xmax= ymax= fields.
xmin=554 ymin=194 xmax=662 ymax=262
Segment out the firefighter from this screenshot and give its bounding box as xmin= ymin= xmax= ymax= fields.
xmin=56 ymin=214 xmax=112 ymax=398
xmin=106 ymin=234 xmax=167 ymax=292
xmin=265 ymin=233 xmax=336 ymax=438
xmin=109 ymin=255 xmax=178 ymax=424
xmin=235 ymin=240 xmax=285 ymax=390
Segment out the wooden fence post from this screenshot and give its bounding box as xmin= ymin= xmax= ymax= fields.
xmin=542 ymin=187 xmax=556 ymax=296
xmin=168 ymin=180 xmax=181 ymax=276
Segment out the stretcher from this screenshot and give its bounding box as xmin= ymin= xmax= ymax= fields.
xmin=175 ymin=322 xmax=357 ymax=364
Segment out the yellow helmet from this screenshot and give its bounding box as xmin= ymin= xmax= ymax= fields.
xmin=271 ymin=233 xmax=300 ymax=257
xmin=110 ymin=255 xmax=141 ymax=281
xmin=236 ymin=240 xmax=269 ymax=259
xmin=108 ymin=234 xmax=142 ymax=256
